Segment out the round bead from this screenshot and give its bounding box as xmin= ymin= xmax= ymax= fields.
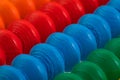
xmin=63 ymin=24 xmax=97 ymax=60
xmin=46 ymin=32 xmax=80 ymax=71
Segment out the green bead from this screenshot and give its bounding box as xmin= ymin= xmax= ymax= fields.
xmin=105 ymin=38 xmax=120 ymax=59
xmin=72 ymin=61 xmax=107 ymax=80
xmin=54 ymin=73 xmax=83 ymax=80
xmin=87 ymin=49 xmax=120 ymax=80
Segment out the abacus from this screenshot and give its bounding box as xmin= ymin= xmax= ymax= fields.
xmin=0 ymin=0 xmax=120 ymax=80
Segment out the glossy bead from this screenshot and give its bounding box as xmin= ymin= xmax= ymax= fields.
xmin=0 ymin=0 xmax=20 ymax=26
xmin=94 ymin=6 xmax=120 ymax=38
xmin=63 ymin=24 xmax=97 ymax=60
xmin=78 ymin=14 xmax=111 ymax=48
xmin=25 ymin=11 xmax=56 ymax=42
xmin=9 ymin=0 xmax=36 ymax=18
xmin=55 ymin=0 xmax=85 ymax=23
xmin=72 ymin=61 xmax=107 ymax=80
xmin=0 ymin=66 xmax=26 ymax=80
xmin=87 ymin=49 xmax=120 ymax=80
xmin=30 ymin=44 xmax=64 ymax=80
xmin=41 ymin=2 xmax=71 ymax=32
xmin=12 ymin=54 xmax=48 ymax=80
xmin=8 ymin=20 xmax=40 ymax=53
xmin=54 ymin=73 xmax=84 ymax=80
xmin=0 ymin=30 xmax=22 ymax=64
xmin=46 ymin=32 xmax=80 ymax=71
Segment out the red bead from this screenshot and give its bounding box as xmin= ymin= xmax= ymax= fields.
xmin=8 ymin=20 xmax=40 ymax=53
xmin=25 ymin=11 xmax=56 ymax=42
xmin=79 ymin=0 xmax=99 ymax=13
xmin=0 ymin=48 xmax=6 ymax=65
xmin=55 ymin=0 xmax=85 ymax=23
xmin=40 ymin=2 xmax=71 ymax=32
xmin=0 ymin=30 xmax=22 ymax=64
xmin=97 ymin=0 xmax=109 ymax=5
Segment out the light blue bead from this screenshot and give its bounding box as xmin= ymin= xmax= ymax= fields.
xmin=46 ymin=32 xmax=80 ymax=71
xmin=108 ymin=0 xmax=120 ymax=12
xmin=30 ymin=43 xmax=65 ymax=80
xmin=0 ymin=66 xmax=26 ymax=80
xmin=12 ymin=54 xmax=48 ymax=80
xmin=78 ymin=14 xmax=111 ymax=48
xmin=94 ymin=5 xmax=120 ymax=38
xmin=63 ymin=24 xmax=97 ymax=60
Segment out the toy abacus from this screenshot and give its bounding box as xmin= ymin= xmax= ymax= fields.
xmin=0 ymin=0 xmax=120 ymax=80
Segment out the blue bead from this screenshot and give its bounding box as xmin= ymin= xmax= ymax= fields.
xmin=94 ymin=5 xmax=120 ymax=38
xmin=78 ymin=14 xmax=111 ymax=48
xmin=30 ymin=43 xmax=65 ymax=80
xmin=12 ymin=54 xmax=48 ymax=80
xmin=46 ymin=32 xmax=80 ymax=71
xmin=0 ymin=66 xmax=26 ymax=80
xmin=63 ymin=24 xmax=97 ymax=60
xmin=108 ymin=0 xmax=120 ymax=12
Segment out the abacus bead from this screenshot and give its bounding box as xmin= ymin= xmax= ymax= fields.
xmin=94 ymin=5 xmax=120 ymax=38
xmin=0 ymin=48 xmax=6 ymax=65
xmin=0 ymin=0 xmax=20 ymax=27
xmin=0 ymin=16 xmax=5 ymax=29
xmin=9 ymin=0 xmax=36 ymax=18
xmin=0 ymin=30 xmax=22 ymax=64
xmin=41 ymin=2 xmax=71 ymax=32
xmin=12 ymin=54 xmax=48 ymax=80
xmin=46 ymin=32 xmax=80 ymax=71
xmin=87 ymin=49 xmax=120 ymax=80
xmin=32 ymin=0 xmax=51 ymax=9
xmin=108 ymin=0 xmax=120 ymax=12
xmin=25 ymin=11 xmax=56 ymax=42
xmin=0 ymin=65 xmax=26 ymax=80
xmin=72 ymin=61 xmax=107 ymax=80
xmin=55 ymin=0 xmax=85 ymax=23
xmin=63 ymin=24 xmax=97 ymax=60
xmin=78 ymin=0 xmax=99 ymax=13
xmin=54 ymin=73 xmax=84 ymax=80
xmin=30 ymin=44 xmax=64 ymax=80
xmin=105 ymin=38 xmax=120 ymax=59
xmin=78 ymin=14 xmax=111 ymax=48
xmin=8 ymin=20 xmax=40 ymax=53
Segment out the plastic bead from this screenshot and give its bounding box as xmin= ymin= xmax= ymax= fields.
xmin=97 ymin=0 xmax=109 ymax=5
xmin=41 ymin=2 xmax=71 ymax=32
xmin=8 ymin=20 xmax=40 ymax=53
xmin=108 ymin=0 xmax=120 ymax=12
xmin=0 ymin=0 xmax=20 ymax=27
xmin=63 ymin=24 xmax=97 ymax=60
xmin=54 ymin=73 xmax=83 ymax=80
xmin=9 ymin=0 xmax=36 ymax=18
xmin=78 ymin=0 xmax=99 ymax=13
xmin=94 ymin=5 xmax=120 ymax=38
xmin=46 ymin=32 xmax=80 ymax=71
xmin=12 ymin=54 xmax=48 ymax=80
xmin=72 ymin=61 xmax=107 ymax=80
xmin=25 ymin=11 xmax=56 ymax=42
xmin=32 ymin=0 xmax=51 ymax=9
xmin=0 ymin=48 xmax=6 ymax=65
xmin=87 ymin=49 xmax=120 ymax=80
xmin=0 ymin=65 xmax=26 ymax=80
xmin=78 ymin=14 xmax=111 ymax=48
xmin=0 ymin=30 xmax=22 ymax=64
xmin=30 ymin=44 xmax=64 ymax=80
xmin=0 ymin=16 xmax=5 ymax=29
xmin=105 ymin=38 xmax=120 ymax=59
xmin=55 ymin=0 xmax=85 ymax=23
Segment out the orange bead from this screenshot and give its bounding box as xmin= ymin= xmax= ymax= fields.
xmin=9 ymin=0 xmax=36 ymax=18
xmin=32 ymin=0 xmax=51 ymax=9
xmin=0 ymin=16 xmax=5 ymax=29
xmin=0 ymin=0 xmax=20 ymax=27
